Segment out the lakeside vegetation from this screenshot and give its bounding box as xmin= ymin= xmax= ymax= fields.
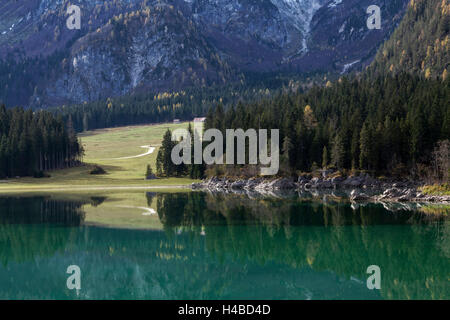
xmin=421 ymin=184 xmax=450 ymax=196
xmin=199 ymin=74 xmax=449 ymax=183
xmin=153 ymin=75 xmax=449 ymax=188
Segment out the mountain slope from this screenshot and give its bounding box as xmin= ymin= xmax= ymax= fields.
xmin=0 ymin=0 xmax=410 ymax=108
xmin=371 ymin=0 xmax=449 ymax=79
xmin=0 ymin=0 xmax=144 ymax=58
xmin=42 ymin=5 xmax=232 ymax=106
xmin=302 ymin=0 xmax=408 ymax=74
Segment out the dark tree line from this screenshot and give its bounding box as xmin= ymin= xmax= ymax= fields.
xmin=204 ymin=73 xmax=449 ymax=177
xmin=0 ymin=105 xmax=83 ymax=178
xmin=50 ymin=71 xmax=321 ymax=133
xmin=156 ymin=124 xmax=206 ymax=179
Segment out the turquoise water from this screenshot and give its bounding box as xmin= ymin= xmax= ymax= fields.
xmin=0 ymin=192 xmax=448 ymax=300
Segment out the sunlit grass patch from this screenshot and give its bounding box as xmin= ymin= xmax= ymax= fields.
xmin=0 ymin=122 xmax=199 ymax=192
xmin=420 ymin=184 xmax=450 ymax=196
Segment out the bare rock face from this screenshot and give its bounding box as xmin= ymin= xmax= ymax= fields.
xmin=191 ymin=0 xmax=325 ymax=67
xmin=44 ymin=7 xmax=228 ymax=105
xmin=0 ymin=0 xmax=409 ymax=107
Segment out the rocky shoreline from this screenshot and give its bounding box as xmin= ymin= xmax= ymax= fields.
xmin=191 ymin=173 xmax=450 ymax=203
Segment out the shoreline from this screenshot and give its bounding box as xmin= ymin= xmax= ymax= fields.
xmin=1 ymin=174 xmax=448 ymax=204
xmin=0 ymin=185 xmax=190 ymax=194
xmin=191 ymin=175 xmax=450 ymax=203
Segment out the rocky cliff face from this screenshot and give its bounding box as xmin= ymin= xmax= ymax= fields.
xmin=188 ymin=0 xmax=325 ymax=66
xmin=42 ymin=5 xmax=230 ymax=106
xmin=301 ymin=0 xmax=408 ymax=74
xmin=0 ymin=0 xmax=409 ymax=107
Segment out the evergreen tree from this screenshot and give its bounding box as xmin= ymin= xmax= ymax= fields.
xmin=156 ymin=149 xmax=163 ymax=176
xmin=161 ymin=129 xmax=175 ymax=176
xmin=145 ymin=164 xmax=154 ymax=179
xmin=359 ymin=122 xmax=372 ymax=170
xmin=331 ymin=132 xmax=345 ymax=170
xmin=322 ymin=146 xmax=328 ymax=169
xmin=188 ymin=123 xmax=205 ymax=179
xmin=281 ymin=135 xmax=293 ymax=174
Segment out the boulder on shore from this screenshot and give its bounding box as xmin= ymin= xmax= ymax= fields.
xmin=350 ymin=189 xmax=370 ymax=201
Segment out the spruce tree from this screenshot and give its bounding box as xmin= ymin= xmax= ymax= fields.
xmin=331 ymin=132 xmax=345 ymax=170
xmin=160 ymin=129 xmax=175 ymax=176
xmin=146 ymin=164 xmax=154 ymax=179
xmin=322 ymin=146 xmax=328 ymax=169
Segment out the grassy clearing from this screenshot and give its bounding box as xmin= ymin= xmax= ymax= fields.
xmin=420 ymin=184 xmax=450 ymax=196
xmin=0 ymin=122 xmax=199 ymax=193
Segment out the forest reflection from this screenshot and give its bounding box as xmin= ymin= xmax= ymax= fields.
xmin=154 ymin=192 xmax=448 ymax=229
xmin=0 ymin=193 xmax=448 ymax=300
xmin=154 ymin=192 xmax=449 ymax=300
xmin=0 ymin=196 xmax=87 ymax=266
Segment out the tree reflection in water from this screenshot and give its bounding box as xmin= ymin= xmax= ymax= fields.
xmin=0 ymin=193 xmax=447 ymax=300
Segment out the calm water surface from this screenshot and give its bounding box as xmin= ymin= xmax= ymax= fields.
xmin=0 ymin=192 xmax=448 ymax=300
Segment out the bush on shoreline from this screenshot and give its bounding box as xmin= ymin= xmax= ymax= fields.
xmin=90 ymin=165 xmax=107 ymax=175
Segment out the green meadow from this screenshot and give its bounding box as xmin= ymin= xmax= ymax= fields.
xmin=0 ymin=122 xmax=199 ymax=193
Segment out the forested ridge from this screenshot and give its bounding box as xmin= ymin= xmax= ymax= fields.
xmin=203 ymin=74 xmax=449 ymax=178
xmin=50 ymin=72 xmax=317 ymax=132
xmin=0 ymin=106 xmax=83 ymax=178
xmin=370 ymin=0 xmax=449 ymax=80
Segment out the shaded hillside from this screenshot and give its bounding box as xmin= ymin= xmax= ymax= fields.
xmin=371 ymin=0 xmax=449 ymax=79
xmin=0 ymin=0 xmax=409 ymax=108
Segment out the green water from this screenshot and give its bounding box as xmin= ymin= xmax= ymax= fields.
xmin=0 ymin=192 xmax=448 ymax=300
